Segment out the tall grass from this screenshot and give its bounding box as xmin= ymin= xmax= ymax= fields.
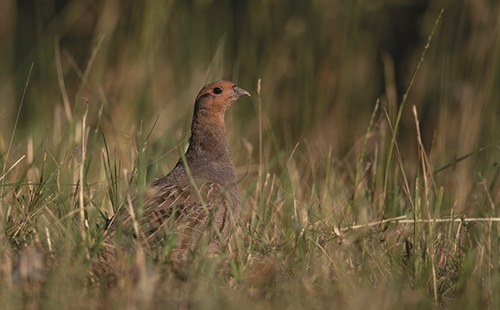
xmin=1 ymin=0 xmax=500 ymax=308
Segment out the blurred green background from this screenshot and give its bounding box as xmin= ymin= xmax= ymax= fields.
xmin=1 ymin=0 xmax=499 ymax=213
xmin=1 ymin=1 xmax=500 ymax=307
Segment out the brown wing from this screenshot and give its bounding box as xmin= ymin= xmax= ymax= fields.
xmin=131 ymin=182 xmax=233 ymax=251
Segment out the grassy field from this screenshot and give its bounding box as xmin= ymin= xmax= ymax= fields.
xmin=1 ymin=0 xmax=500 ymax=308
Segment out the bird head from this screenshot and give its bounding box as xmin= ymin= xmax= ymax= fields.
xmin=194 ymin=80 xmax=250 ymax=116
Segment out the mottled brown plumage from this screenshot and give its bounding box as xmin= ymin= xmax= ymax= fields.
xmin=125 ymin=80 xmax=249 ymax=259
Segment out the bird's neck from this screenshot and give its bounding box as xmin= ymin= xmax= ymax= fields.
xmin=183 ymin=112 xmax=237 ymax=184
xmin=188 ymin=112 xmax=230 ymax=155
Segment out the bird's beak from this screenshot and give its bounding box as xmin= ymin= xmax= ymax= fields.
xmin=232 ymin=86 xmax=251 ymax=98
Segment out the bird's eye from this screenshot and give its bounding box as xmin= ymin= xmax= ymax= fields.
xmin=213 ymin=87 xmax=223 ymax=94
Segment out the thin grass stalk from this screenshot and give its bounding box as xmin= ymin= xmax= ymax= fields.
xmin=353 ymin=99 xmax=379 ymax=201
xmin=383 ymin=9 xmax=444 ymax=197
xmin=0 ymin=64 xmax=33 ymax=199
xmin=78 ymin=104 xmax=88 ymax=243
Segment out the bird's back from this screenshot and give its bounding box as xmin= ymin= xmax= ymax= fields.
xmin=138 ymin=175 xmax=240 ymax=254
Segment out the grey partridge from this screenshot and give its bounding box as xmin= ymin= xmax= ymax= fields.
xmin=126 ymin=80 xmax=250 ymax=259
